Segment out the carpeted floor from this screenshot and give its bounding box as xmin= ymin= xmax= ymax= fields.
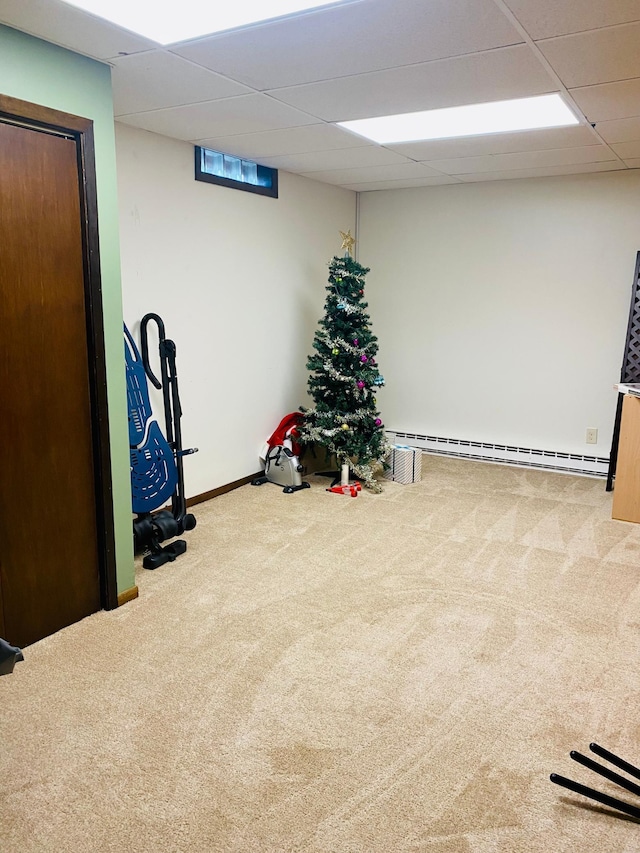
xmin=3 ymin=455 xmax=640 ymax=852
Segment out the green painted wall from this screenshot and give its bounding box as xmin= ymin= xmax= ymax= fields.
xmin=0 ymin=24 xmax=134 ymax=594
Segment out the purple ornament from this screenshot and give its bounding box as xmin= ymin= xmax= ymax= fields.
xmin=370 ymin=358 xmax=376 ymax=365
xmin=357 ymin=380 xmax=365 ymax=389
xmin=375 ymin=418 xmax=382 ymax=426
xmin=360 ymin=354 xmax=368 ymax=362
xmin=353 ymin=338 xmax=359 ymax=346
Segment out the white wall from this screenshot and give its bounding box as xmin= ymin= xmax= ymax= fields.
xmin=115 ymin=122 xmax=355 ymax=496
xmin=358 ymin=171 xmax=640 ymax=457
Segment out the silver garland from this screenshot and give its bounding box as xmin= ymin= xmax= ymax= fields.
xmin=317 ymin=330 xmax=362 ymax=355
xmin=336 ymin=301 xmax=367 ymax=318
xmin=322 ymin=361 xmax=356 ymax=384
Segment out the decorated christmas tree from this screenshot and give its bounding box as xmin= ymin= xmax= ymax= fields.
xmin=299 ymin=231 xmax=390 ymax=492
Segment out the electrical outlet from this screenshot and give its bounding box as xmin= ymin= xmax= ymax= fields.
xmin=586 ymin=428 xmax=598 ymax=445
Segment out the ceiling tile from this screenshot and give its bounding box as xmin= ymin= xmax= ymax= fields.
xmin=195 ymin=124 xmax=366 ymax=159
xmin=116 ymin=94 xmax=319 ymax=140
xmin=0 ymin=0 xmax=156 ymax=59
xmin=344 ymin=176 xmax=461 ymax=191
xmin=256 ymin=146 xmax=410 ymax=172
xmin=570 ymin=78 xmax=640 ymax=122
xmin=621 ymin=159 xmax=640 ymax=168
xmin=299 ymin=162 xmax=446 ymax=186
xmin=2 ymin=0 xmax=637 ymax=190
xmin=502 ymin=0 xmax=640 ymax=39
xmin=267 ymin=45 xmax=557 ymax=123
xmin=537 ymin=22 xmax=640 ymax=88
xmin=457 ymin=162 xmax=625 ymax=181
xmin=111 ymin=51 xmax=252 ymax=115
xmin=427 ymin=145 xmax=618 ymax=175
xmin=384 ymin=125 xmax=598 ymax=160
xmin=172 ymin=0 xmax=523 ymax=90
xmin=595 ymin=116 xmax=640 ymax=143
xmin=611 ymin=140 xmax=640 ymax=159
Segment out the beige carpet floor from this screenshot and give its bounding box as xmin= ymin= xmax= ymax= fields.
xmin=3 ymin=456 xmax=640 ymax=852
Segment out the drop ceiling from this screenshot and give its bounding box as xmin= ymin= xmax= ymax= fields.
xmin=2 ymin=0 xmax=640 ymax=190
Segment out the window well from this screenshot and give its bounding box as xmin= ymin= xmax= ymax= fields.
xmin=195 ymin=146 xmax=278 ymax=198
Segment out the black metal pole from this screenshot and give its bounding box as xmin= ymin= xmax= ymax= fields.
xmin=589 ymin=743 xmax=640 ymax=782
xmin=550 ymin=773 xmax=640 ymax=820
xmin=570 ymin=750 xmax=640 ymax=797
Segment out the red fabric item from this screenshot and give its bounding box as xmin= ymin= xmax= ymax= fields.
xmin=267 ymin=412 xmax=305 ymax=457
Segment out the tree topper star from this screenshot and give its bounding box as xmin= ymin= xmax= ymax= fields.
xmin=339 ymin=229 xmax=356 ymax=256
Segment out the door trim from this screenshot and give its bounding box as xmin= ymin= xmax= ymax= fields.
xmin=0 ymin=93 xmax=118 ymax=611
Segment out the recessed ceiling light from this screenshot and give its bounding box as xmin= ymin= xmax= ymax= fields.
xmin=337 ymin=94 xmax=580 ymax=144
xmin=60 ymin=0 xmax=352 ymax=44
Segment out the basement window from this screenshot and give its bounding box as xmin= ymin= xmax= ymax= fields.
xmin=195 ymin=146 xmax=278 ymax=198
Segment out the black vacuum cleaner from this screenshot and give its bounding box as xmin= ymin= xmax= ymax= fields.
xmin=125 ymin=314 xmax=197 ymax=569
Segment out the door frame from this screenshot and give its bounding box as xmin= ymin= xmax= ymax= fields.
xmin=0 ymin=93 xmax=118 ymax=611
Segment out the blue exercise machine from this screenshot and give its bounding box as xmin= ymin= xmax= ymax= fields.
xmin=125 ymin=314 xmax=197 ymax=569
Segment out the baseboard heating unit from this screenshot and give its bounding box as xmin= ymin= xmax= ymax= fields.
xmin=386 ymin=431 xmax=609 ymax=478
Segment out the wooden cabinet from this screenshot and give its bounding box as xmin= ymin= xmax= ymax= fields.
xmin=612 ymin=394 xmax=640 ymax=523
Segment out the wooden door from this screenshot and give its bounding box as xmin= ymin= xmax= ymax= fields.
xmin=0 ymin=118 xmax=102 ymax=647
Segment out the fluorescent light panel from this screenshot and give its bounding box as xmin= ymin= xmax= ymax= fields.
xmin=338 ymin=94 xmax=580 ymax=144
xmin=60 ymin=0 xmax=350 ymax=44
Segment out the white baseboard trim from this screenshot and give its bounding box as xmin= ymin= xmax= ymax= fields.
xmin=386 ymin=430 xmax=609 ymax=478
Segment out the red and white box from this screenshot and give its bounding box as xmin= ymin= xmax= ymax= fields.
xmin=384 ymin=444 xmax=422 ymax=484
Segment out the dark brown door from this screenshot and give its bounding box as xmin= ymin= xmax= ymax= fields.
xmin=0 ymin=119 xmax=101 ymax=647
